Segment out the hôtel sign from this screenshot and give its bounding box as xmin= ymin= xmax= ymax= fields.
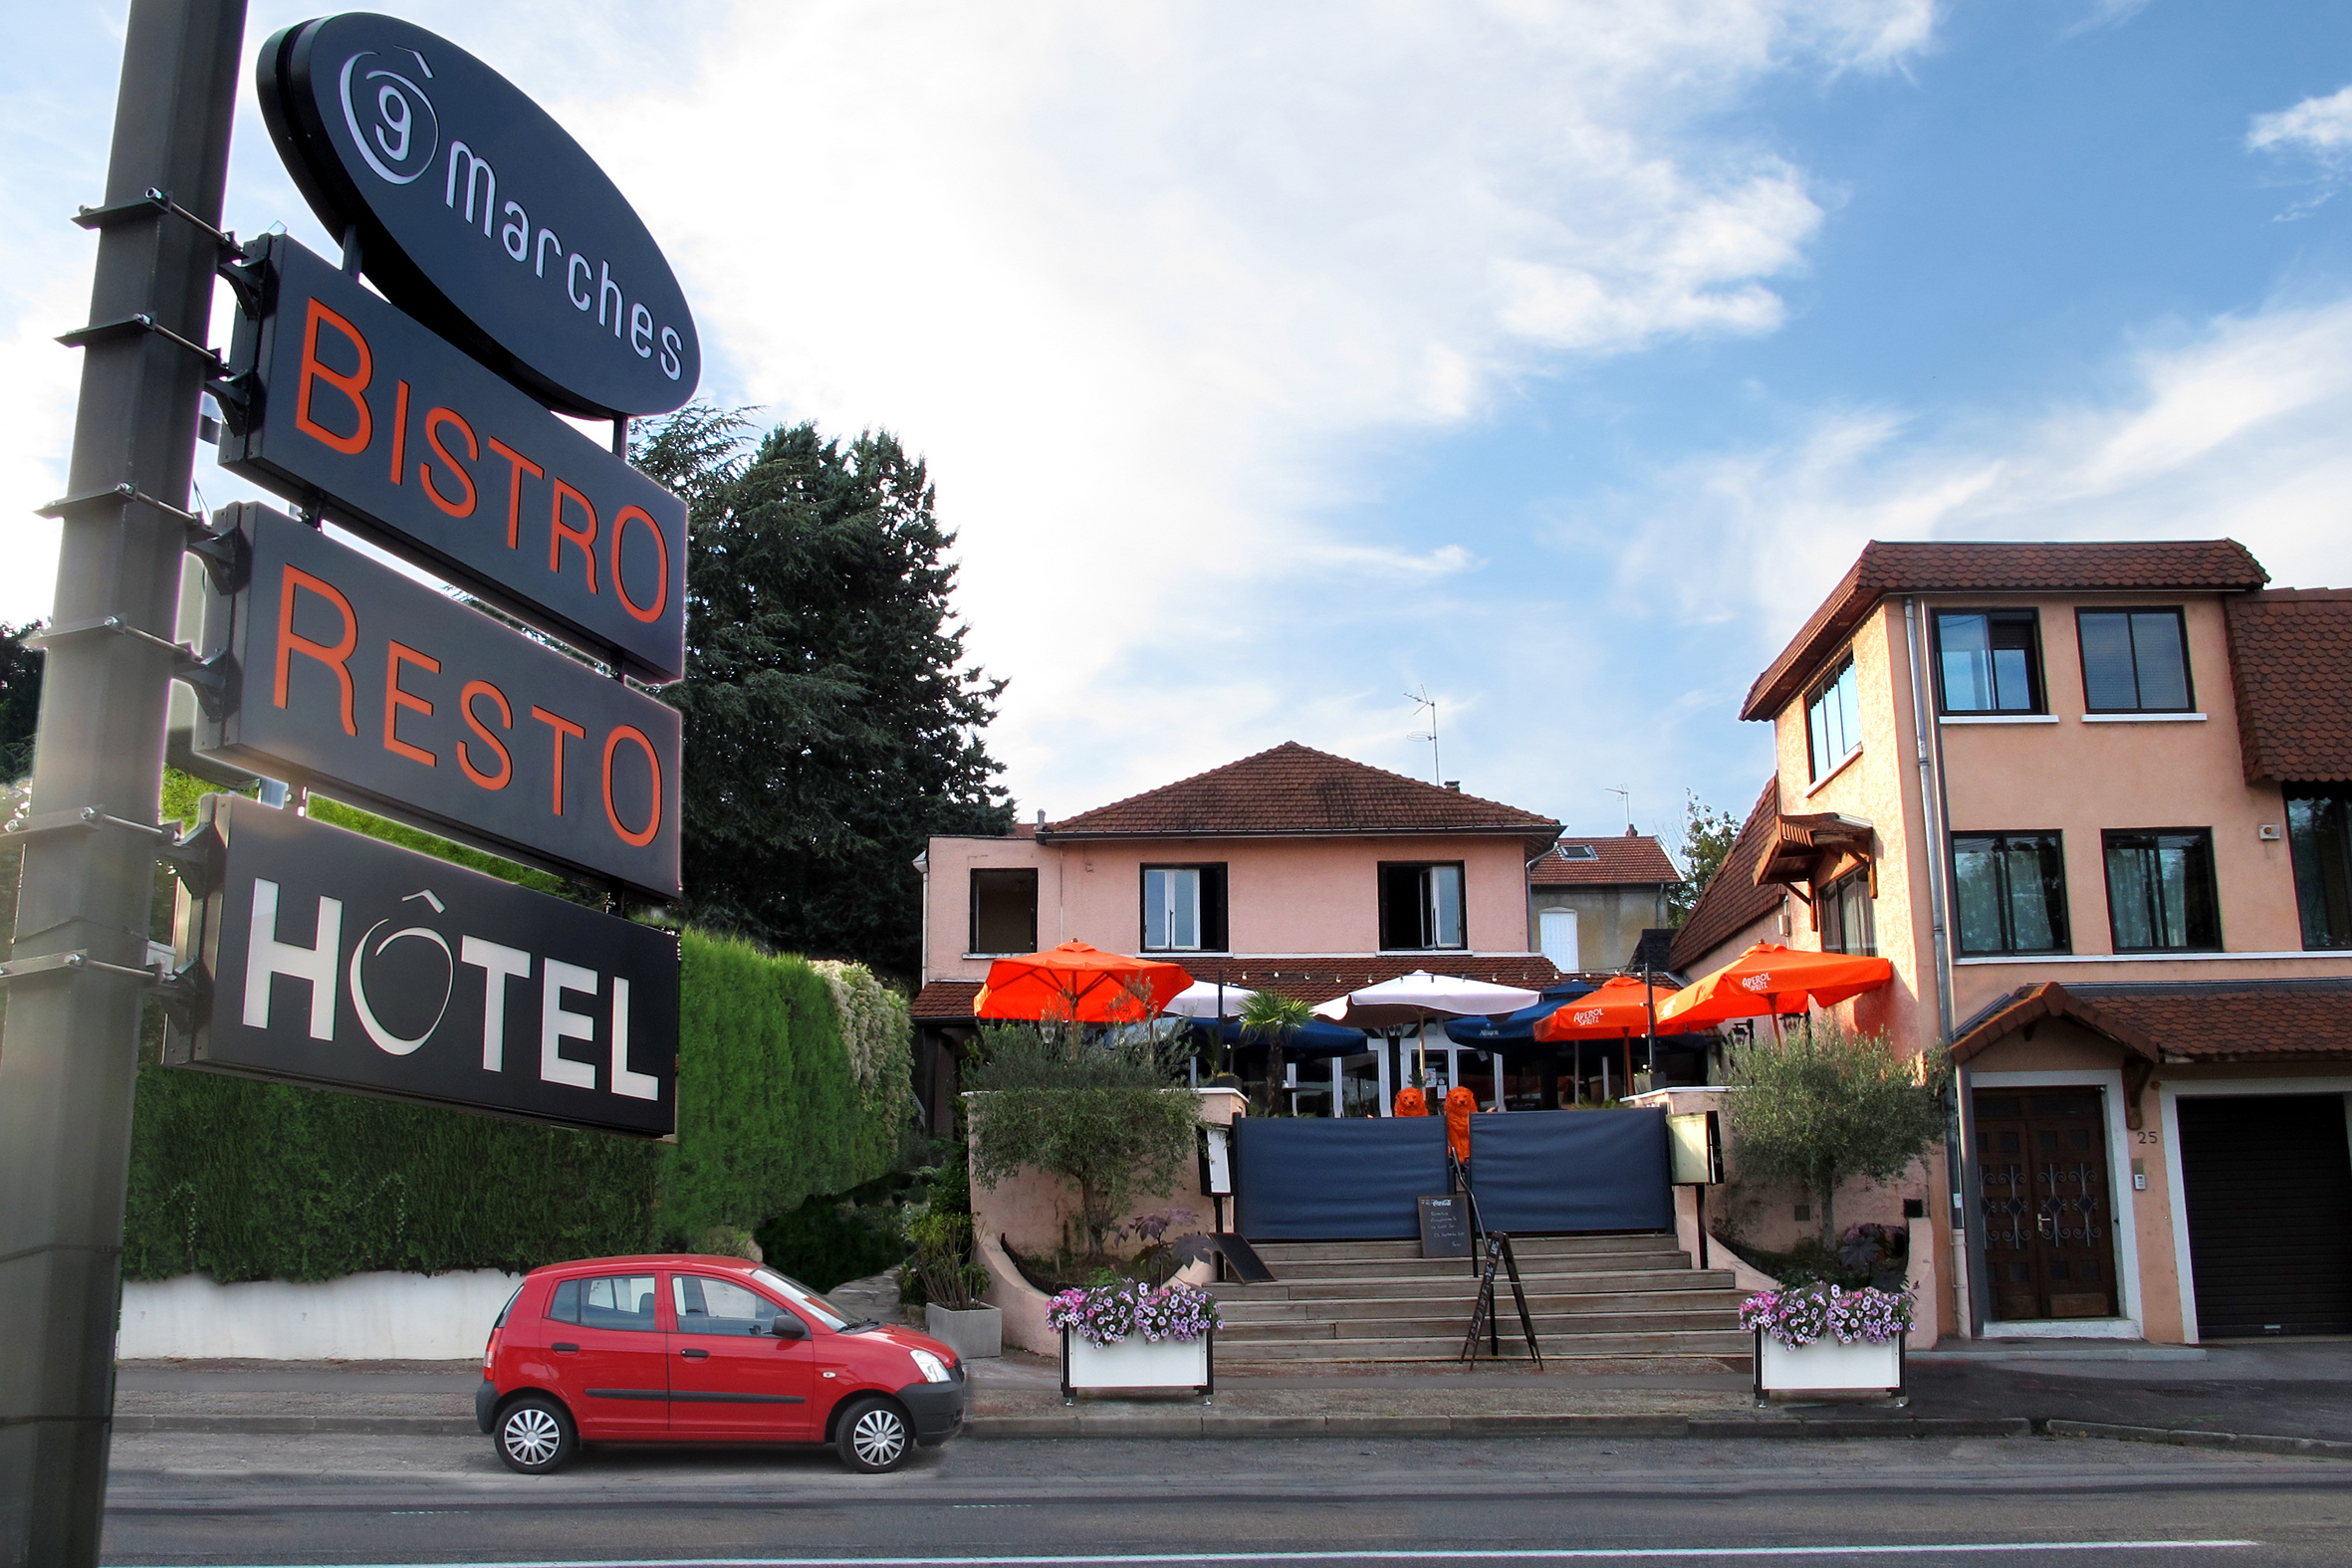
xmin=197 ymin=503 xmax=681 ymax=901
xmin=257 ymin=12 xmax=699 ymax=418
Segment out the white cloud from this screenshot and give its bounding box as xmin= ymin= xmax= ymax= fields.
xmin=2248 ymin=84 xmax=2352 ymax=162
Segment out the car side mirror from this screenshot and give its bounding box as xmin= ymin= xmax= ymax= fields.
xmin=770 ymin=1317 xmax=807 ymax=1340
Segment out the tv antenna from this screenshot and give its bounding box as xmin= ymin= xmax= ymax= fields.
xmin=1606 ymin=786 xmax=1631 ymax=833
xmin=1405 ymin=687 xmax=1440 ymax=784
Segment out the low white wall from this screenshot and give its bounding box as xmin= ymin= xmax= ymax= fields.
xmin=118 ymin=1269 xmax=524 ymax=1361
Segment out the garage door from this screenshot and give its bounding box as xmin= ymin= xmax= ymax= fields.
xmin=2178 ymin=1094 xmax=2352 ymax=1337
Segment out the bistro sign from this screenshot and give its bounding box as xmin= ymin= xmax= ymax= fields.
xmin=258 ymin=11 xmax=700 ymax=418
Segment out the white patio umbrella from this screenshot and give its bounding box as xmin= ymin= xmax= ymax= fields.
xmin=1164 ymin=980 xmax=1261 ymax=1019
xmin=1313 ymin=972 xmax=1541 ymax=1100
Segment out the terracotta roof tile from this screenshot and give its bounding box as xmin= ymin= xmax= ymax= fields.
xmin=1528 ymin=834 xmax=1679 ymax=886
xmin=2226 ymin=589 xmax=2352 ymax=784
xmin=1667 ymin=777 xmax=1784 ymax=973
xmin=912 ymin=956 xmax=1586 ymax=1021
xmin=1954 ymin=979 xmax=2352 ymax=1062
xmin=1742 ymin=540 xmax=2268 ymax=723
xmin=1044 ymin=743 xmax=1559 ymax=851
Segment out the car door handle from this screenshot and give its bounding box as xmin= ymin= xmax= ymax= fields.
xmin=552 ymin=1343 xmax=580 ymax=1353
xmin=679 ymin=1348 xmax=709 ymax=1360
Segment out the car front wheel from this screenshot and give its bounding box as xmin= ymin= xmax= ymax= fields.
xmin=495 ymin=1394 xmax=578 ymax=1474
xmin=835 ymin=1397 xmax=912 ymax=1473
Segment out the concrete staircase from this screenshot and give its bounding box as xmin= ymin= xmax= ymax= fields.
xmin=1215 ymin=1233 xmax=1749 ymax=1367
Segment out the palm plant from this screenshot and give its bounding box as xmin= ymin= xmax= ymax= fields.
xmin=1238 ymin=990 xmax=1316 ymax=1117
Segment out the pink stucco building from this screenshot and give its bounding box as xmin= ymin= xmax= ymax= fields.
xmin=1673 ymin=540 xmax=2352 ymax=1345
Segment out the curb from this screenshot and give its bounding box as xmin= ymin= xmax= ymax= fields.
xmin=966 ymin=1413 xmax=2031 ymax=1441
xmin=115 ymin=1415 xmax=479 ymax=1437
xmin=2044 ymin=1419 xmax=2352 ymax=1461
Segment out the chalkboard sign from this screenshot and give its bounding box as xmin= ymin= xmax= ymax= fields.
xmin=1418 ymin=1195 xmax=1470 ymax=1258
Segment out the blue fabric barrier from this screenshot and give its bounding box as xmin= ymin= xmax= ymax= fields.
xmin=1232 ymin=1117 xmax=1448 ymax=1239
xmin=1467 ymin=1109 xmax=1673 ymax=1233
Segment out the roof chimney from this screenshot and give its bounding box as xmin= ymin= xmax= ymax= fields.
xmin=1444 ymin=780 xmax=1461 ymax=791
xmin=1625 ymin=824 xmax=1638 ymax=836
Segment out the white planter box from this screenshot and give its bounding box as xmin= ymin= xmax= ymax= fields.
xmin=1061 ymin=1329 xmax=1214 ymax=1402
xmin=926 ymin=1303 xmax=1003 ymax=1360
xmin=1755 ymin=1330 xmax=1907 ymax=1405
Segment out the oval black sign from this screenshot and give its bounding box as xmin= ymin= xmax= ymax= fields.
xmin=259 ymin=14 xmax=701 ymax=418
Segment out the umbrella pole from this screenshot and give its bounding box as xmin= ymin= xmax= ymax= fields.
xmin=1643 ymin=962 xmax=1657 ymax=1094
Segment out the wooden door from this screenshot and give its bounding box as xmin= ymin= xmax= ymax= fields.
xmin=1974 ymin=1089 xmax=2119 ymax=1321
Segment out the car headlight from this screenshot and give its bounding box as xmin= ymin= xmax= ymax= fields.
xmin=910 ymin=1349 xmax=952 ymax=1384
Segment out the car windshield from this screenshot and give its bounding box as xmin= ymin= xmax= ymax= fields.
xmin=750 ymin=1266 xmax=857 ymax=1330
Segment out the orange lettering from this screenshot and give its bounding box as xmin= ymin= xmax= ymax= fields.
xmin=294 ymin=297 xmax=372 ymax=456
xmin=600 ymin=725 xmax=662 ymax=847
xmin=530 ymin=705 xmax=587 ymax=815
xmin=419 ymin=406 xmax=478 ymax=517
xmin=382 ymin=642 xmax=439 ymax=766
xmin=273 ymin=564 xmax=357 ymax=736
xmin=610 ymin=505 xmax=668 ymax=624
xmin=549 ymin=481 xmax=598 ymax=591
xmin=388 ymin=379 xmax=410 ymax=483
xmin=457 ymin=679 xmax=513 ymax=789
xmin=485 ymin=437 xmax=542 ymax=550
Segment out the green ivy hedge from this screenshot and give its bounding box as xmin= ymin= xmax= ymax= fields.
xmin=118 ymin=795 xmax=910 ymax=1282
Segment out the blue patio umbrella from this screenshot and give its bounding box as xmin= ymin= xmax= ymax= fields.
xmin=1194 ymin=1015 xmax=1370 ymax=1062
xmin=1442 ymin=981 xmax=1598 ymax=1046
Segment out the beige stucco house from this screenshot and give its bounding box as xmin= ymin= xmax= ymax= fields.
xmin=1672 ymin=539 xmax=2352 ymax=1346
xmin=1528 ymin=830 xmax=1678 ymax=976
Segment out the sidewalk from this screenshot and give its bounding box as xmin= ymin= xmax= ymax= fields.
xmin=112 ymin=1338 xmax=2352 ymax=1456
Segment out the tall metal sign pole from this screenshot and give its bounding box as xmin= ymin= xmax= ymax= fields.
xmin=0 ymin=2 xmax=246 ymax=1562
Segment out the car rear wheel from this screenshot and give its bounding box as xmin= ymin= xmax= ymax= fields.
xmin=835 ymin=1397 xmax=912 ymax=1473
xmin=495 ymin=1394 xmax=577 ymax=1474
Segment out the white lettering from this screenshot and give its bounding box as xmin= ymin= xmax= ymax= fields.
xmin=597 ymin=261 xmax=623 ymax=336
xmin=659 ymin=327 xmax=681 ymax=381
xmin=241 ymin=878 xmax=343 ymax=1040
xmin=536 ymin=226 xmax=563 ymax=279
xmin=567 ymin=253 xmax=591 ymax=312
xmin=500 ymin=200 xmax=529 ymax=262
xmin=540 ymin=958 xmax=599 ymax=1088
xmin=629 ymin=303 xmax=653 ymax=358
xmin=461 ymin=936 xmax=533 ymax=1071
xmin=444 ymin=141 xmax=496 ymax=236
xmin=609 ymin=976 xmax=658 ymax=1101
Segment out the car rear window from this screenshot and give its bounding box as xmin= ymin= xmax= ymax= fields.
xmin=493 ymin=1284 xmax=523 ymax=1328
xmin=545 ymin=1273 xmax=658 ymax=1331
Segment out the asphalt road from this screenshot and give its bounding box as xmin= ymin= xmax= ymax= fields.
xmin=101 ymin=1431 xmax=2352 ymax=1568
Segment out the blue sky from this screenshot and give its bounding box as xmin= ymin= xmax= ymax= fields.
xmin=6 ymin=0 xmax=2352 ymax=857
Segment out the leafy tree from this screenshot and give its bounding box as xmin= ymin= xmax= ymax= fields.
xmin=1238 ymin=989 xmax=1314 ymax=1116
xmin=1668 ymin=790 xmax=1742 ymax=926
xmin=633 ymin=408 xmax=1014 ymax=981
xmin=0 ymin=622 xmax=43 ymax=782
xmin=965 ymin=1024 xmax=1200 ymax=1263
xmin=1720 ymin=1016 xmax=1951 ymax=1248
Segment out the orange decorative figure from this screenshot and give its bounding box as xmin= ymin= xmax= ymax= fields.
xmin=1392 ymin=1086 xmax=1428 ymax=1118
xmin=1444 ymin=1086 xmax=1476 ymax=1163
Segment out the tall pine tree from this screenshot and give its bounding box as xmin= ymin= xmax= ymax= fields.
xmin=635 ymin=410 xmax=1013 ymax=982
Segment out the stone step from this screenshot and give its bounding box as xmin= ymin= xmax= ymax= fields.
xmin=1245 ymin=1232 xmax=1678 ymax=1263
xmin=1216 ymin=1330 xmax=1755 ymax=1362
xmin=1256 ymin=1251 xmax=1695 ymax=1280
xmin=1217 ymin=1269 xmax=1737 ymax=1302
xmin=1215 ymin=1288 xmax=1747 ymax=1322
xmin=1219 ymin=1310 xmax=1738 ymax=1342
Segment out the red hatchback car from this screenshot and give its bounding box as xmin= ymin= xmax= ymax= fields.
xmin=476 ymin=1254 xmax=967 ymax=1473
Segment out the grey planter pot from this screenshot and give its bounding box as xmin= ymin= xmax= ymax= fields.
xmin=925 ymin=1302 xmax=1003 ymax=1360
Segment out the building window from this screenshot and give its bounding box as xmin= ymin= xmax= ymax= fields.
xmin=1142 ymin=864 xmax=1228 ymax=952
xmin=1379 ymin=862 xmax=1465 ymax=950
xmin=2287 ymin=787 xmax=2352 ymax=951
xmin=1806 ymin=658 xmax=1862 ymax=781
xmin=968 ymin=867 xmax=1038 ymax=955
xmin=2103 ymin=829 xmax=2220 ymax=952
xmin=1951 ymin=832 xmax=2070 ymax=957
xmin=1817 ymin=869 xmax=1876 ymax=957
xmin=2078 ymin=609 xmax=2193 ymax=713
xmin=1936 ymin=609 xmax=2043 ymax=714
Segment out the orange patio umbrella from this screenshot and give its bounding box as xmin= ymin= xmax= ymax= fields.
xmin=972 ymin=942 xmax=1194 ymax=1024
xmin=1533 ymin=975 xmax=1701 ymax=1042
xmin=1652 ymin=942 xmax=1893 ymax=1032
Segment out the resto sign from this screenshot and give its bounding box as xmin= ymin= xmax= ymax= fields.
xmin=167 ymin=793 xmax=677 ymax=1137
xmin=258 ymin=12 xmax=699 ymax=419
xmin=195 ymin=503 xmax=681 ymax=901
xmin=220 ymin=236 xmax=686 ymax=682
